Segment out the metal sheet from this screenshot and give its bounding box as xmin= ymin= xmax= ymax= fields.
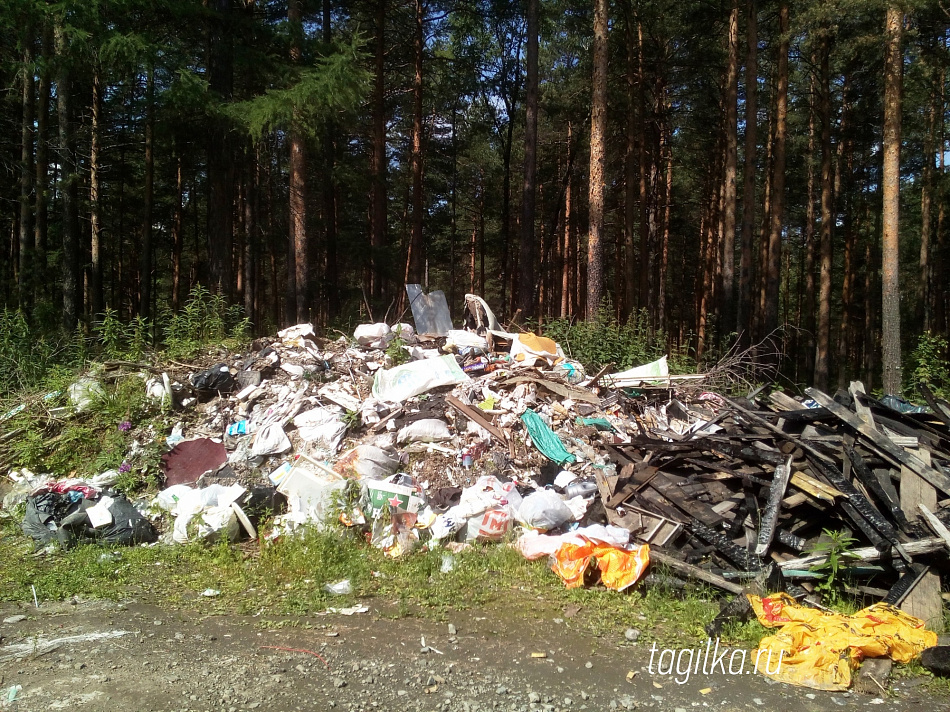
xmin=406 ymin=284 xmax=453 ymax=336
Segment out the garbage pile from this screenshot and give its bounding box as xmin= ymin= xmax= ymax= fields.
xmin=5 ymin=287 xmax=950 ymax=692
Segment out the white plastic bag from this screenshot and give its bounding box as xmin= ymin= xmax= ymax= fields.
xmin=446 ymin=330 xmax=489 ymax=351
xmin=397 ymin=418 xmax=452 ymax=444
xmin=251 ymin=423 xmax=292 ymax=456
xmin=517 ymin=489 xmax=573 ymax=531
xmin=294 ymin=407 xmax=347 ymax=452
xmin=69 ymin=377 xmax=105 ymax=412
xmin=372 ymin=355 xmax=469 ymax=403
xmin=354 ymin=323 xmax=393 ymax=348
xmin=159 ymin=483 xmax=246 ymax=543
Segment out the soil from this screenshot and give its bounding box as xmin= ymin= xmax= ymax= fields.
xmin=0 ymin=597 xmax=942 ymax=712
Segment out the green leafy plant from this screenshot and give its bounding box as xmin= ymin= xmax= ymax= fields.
xmin=542 ymin=303 xmax=693 ymax=373
xmin=160 ymin=285 xmax=251 ymax=358
xmin=911 ymin=331 xmax=950 ymax=400
xmin=807 ymin=529 xmax=858 ymax=604
xmin=385 ymin=325 xmax=410 ymax=366
xmin=342 ymin=408 xmax=360 ymax=429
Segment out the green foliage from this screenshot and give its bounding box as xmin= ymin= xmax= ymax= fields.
xmin=229 ymin=35 xmax=371 ymax=141
xmin=160 ymin=285 xmax=250 ymax=358
xmin=911 ymin=331 xmax=950 ymax=400
xmin=0 ymin=310 xmax=79 ymax=397
xmin=385 ymin=325 xmax=411 ymax=366
xmin=95 ymin=308 xmax=151 ymax=361
xmin=342 ymin=409 xmax=360 ymax=429
xmin=806 ymin=529 xmax=858 ymax=605
xmin=542 ymin=305 xmax=694 ymax=373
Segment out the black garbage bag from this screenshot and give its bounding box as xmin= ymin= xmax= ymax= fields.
xmin=191 ymin=363 xmax=235 ymax=394
xmin=56 ymin=493 xmax=158 ymax=548
xmin=23 ymin=491 xmax=157 ymax=549
xmin=21 ymin=492 xmax=81 ymax=546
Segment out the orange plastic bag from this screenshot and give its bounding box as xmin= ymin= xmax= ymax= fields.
xmin=551 ymin=542 xmax=650 ymax=591
xmin=748 ymin=592 xmax=937 ymax=690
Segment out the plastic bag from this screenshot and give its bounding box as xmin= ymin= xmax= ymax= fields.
xmin=251 ymin=423 xmax=292 ymax=457
xmin=397 ymin=418 xmax=452 ymax=444
xmin=748 ymin=592 xmax=938 ymax=690
xmin=354 ymin=323 xmax=393 ymax=348
xmin=551 ymin=541 xmax=650 ymax=591
xmin=294 ymin=407 xmax=347 ymax=452
xmin=164 ymin=483 xmax=246 ymax=543
xmin=446 ymin=330 xmax=489 ymax=351
xmin=191 ymin=363 xmax=235 ymax=393
xmin=372 ymin=354 xmax=469 ymax=403
xmin=517 ymin=489 xmax=573 ymax=531
xmin=69 ymin=377 xmax=105 ymax=412
xmin=515 ymin=524 xmax=632 ymax=560
xmin=334 ymin=444 xmax=401 ymax=480
xmin=520 ymin=409 xmax=576 ymax=465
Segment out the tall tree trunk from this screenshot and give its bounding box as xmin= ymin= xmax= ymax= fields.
xmin=208 ymin=0 xmax=234 ymax=299
xmin=587 ymin=0 xmax=608 ymax=319
xmin=517 ymin=0 xmax=539 ymax=319
xmin=755 ymin=104 xmax=774 ymax=338
xmin=637 ymin=20 xmax=650 ymax=316
xmin=407 ymin=0 xmax=425 ymax=285
xmin=34 ymin=23 xmax=51 ymax=305
xmin=881 ymin=4 xmax=903 ymax=395
xmin=815 ymin=34 xmax=834 ymax=390
xmin=562 ymin=123 xmax=573 ymax=317
xmin=802 ymin=70 xmax=816 ymax=380
xmin=763 ymin=0 xmax=788 ymax=337
xmin=737 ymin=0 xmax=757 ymax=339
xmin=449 ymin=105 xmax=458 ymax=311
xmin=369 ymin=0 xmax=387 ymax=301
xmin=139 ymin=63 xmax=155 ymax=321
xmin=244 ymin=146 xmax=257 ymax=323
xmin=172 ymin=144 xmax=184 ymax=311
xmin=623 ymin=4 xmax=637 ymax=318
xmin=18 ymin=33 xmax=35 ymax=313
xmin=289 ymin=0 xmax=308 ymax=323
xmin=934 ymin=68 xmax=947 ymax=334
xmin=658 ymin=112 xmax=672 ymax=334
xmin=720 ymin=0 xmax=739 ymax=334
xmin=835 ymin=76 xmax=854 ymax=388
xmin=322 ymin=0 xmax=338 ymax=322
xmin=90 ymin=60 xmax=104 ymax=319
xmin=919 ymin=73 xmax=936 ymax=332
xmin=55 ymin=22 xmax=79 ymax=330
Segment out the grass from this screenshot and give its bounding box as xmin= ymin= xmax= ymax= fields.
xmin=0 ymin=520 xmax=760 ymax=649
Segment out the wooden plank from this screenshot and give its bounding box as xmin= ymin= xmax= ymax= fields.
xmin=901 ymin=449 xmax=937 ymax=525
xmin=727 ymin=397 xmax=836 ymax=464
xmin=806 ymin=387 xmax=950 ymax=496
xmin=778 ymin=536 xmax=947 ymax=569
xmin=919 ymin=382 xmax=950 ymax=426
xmin=769 ymin=391 xmax=802 ymax=411
xmin=755 ymin=456 xmax=793 ymax=556
xmin=899 ymin=565 xmax=945 ymax=632
xmin=854 ymin=658 xmax=892 ymax=696
xmin=918 ymin=503 xmax=950 ymax=550
xmin=445 ymin=395 xmax=507 ymax=446
xmin=649 ymin=550 xmax=745 ymax=595
xmin=849 ymin=381 xmax=876 ymax=427
xmin=648 ymin=473 xmax=723 ymax=527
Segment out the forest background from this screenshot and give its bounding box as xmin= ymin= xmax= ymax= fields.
xmin=1 ymin=0 xmax=948 ymax=398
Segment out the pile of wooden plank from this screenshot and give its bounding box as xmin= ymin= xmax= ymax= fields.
xmin=598 ymin=381 xmax=950 ymax=637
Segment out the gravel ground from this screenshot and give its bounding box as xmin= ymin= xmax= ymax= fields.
xmin=0 ymin=597 xmax=942 ymax=712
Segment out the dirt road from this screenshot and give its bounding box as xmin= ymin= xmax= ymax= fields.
xmin=0 ymin=598 xmax=938 ymax=712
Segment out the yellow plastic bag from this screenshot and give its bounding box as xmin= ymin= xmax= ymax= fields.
xmin=551 ymin=542 xmax=650 ymax=591
xmin=748 ymin=592 xmax=937 ymax=690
